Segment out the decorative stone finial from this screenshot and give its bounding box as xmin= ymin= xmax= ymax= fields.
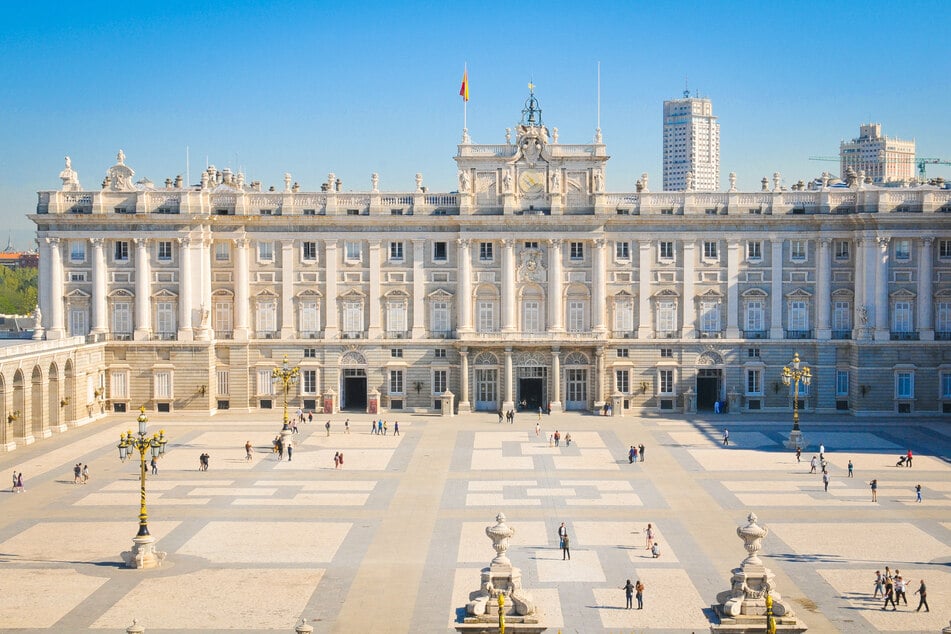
xmin=552 ymin=127 xmax=559 ymax=144
xmin=371 ymin=173 xmax=379 ymax=192
xmin=736 ymin=512 xmax=768 ymax=566
xmin=486 ymin=512 xmax=514 ymax=567
xmin=729 ymin=172 xmax=737 ymax=192
xmin=415 ymin=173 xmax=423 ymax=193
xmin=284 ymin=173 xmax=292 ymax=192
xmin=505 ymin=128 xmax=512 ymax=144
xmin=59 ymin=156 xmax=82 ymax=191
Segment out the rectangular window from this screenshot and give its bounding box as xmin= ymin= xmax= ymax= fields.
xmin=836 ymin=370 xmax=849 ymax=396
xmin=616 ymin=370 xmax=630 ymax=394
xmin=389 ymin=241 xmax=404 ymax=261
xmin=660 ymin=348 xmax=673 ymax=358
xmin=69 ymin=309 xmax=87 ymax=336
xmin=790 ymin=240 xmax=807 ymax=261
xmin=215 ymin=242 xmax=231 ymax=261
xmin=433 ymin=370 xmax=447 ymax=394
xmin=156 ymin=302 xmax=175 ymax=334
xmin=616 ymin=348 xmax=629 ymax=358
xmin=894 ymin=239 xmax=911 ymax=261
xmin=656 ymin=300 xmax=676 ymax=333
xmin=113 ymin=302 xmax=132 ymax=334
xmin=937 ymin=302 xmax=951 ymax=333
xmin=154 ymin=372 xmax=172 ymax=399
xmin=259 ymin=208 xmax=273 ymax=216
xmin=479 ymin=242 xmax=493 ymax=261
xmin=746 ymin=301 xmax=764 ymax=332
xmin=941 ymin=372 xmax=951 ymax=399
xmin=615 ymin=241 xmax=630 ymax=260
xmin=302 ymin=241 xmax=317 ymax=261
xmin=940 ymin=240 xmax=951 ymax=259
xmin=256 ymin=301 xmax=277 ymax=333
xmin=114 ymin=241 xmax=130 ymax=261
xmin=747 ymin=241 xmax=762 ymax=260
xmin=257 ymin=369 xmax=274 ymax=395
xmin=70 ymin=272 xmax=86 ymax=282
xmin=387 ymin=302 xmax=407 ymax=333
xmin=659 ymin=369 xmax=674 ymax=394
xmin=302 ymin=369 xmax=318 ymax=394
xmin=433 ymin=241 xmax=448 ymax=261
xmin=389 ymin=370 xmax=404 ymax=395
xmin=258 ymin=241 xmax=274 ymax=261
xmin=431 ymin=301 xmax=450 ymax=334
xmin=746 ymin=369 xmax=762 ymax=394
xmin=833 ymin=301 xmax=851 ymax=331
xmin=896 ymin=371 xmax=914 ymax=399
xmin=892 ymin=301 xmax=912 ymax=332
xmin=343 ymin=301 xmax=363 ymax=333
xmin=835 ymin=240 xmax=850 ymax=260
xmin=524 ymin=241 xmax=539 ymax=249
xmin=703 ymin=241 xmax=718 ymax=259
xmin=522 ymin=300 xmax=541 ymax=333
xmin=570 ymin=242 xmax=584 ymax=260
xmin=157 ymin=241 xmax=173 ymax=261
xmin=567 ymin=301 xmax=586 ymax=332
xmin=434 ymin=348 xmax=447 ymax=358
xmin=109 ymin=370 xmax=129 ymax=399
xmin=214 ymin=302 xmax=233 ymax=335
xmin=614 ymin=299 xmax=633 ymax=333
xmin=477 ymin=301 xmax=496 ymax=332
xmin=748 ymin=348 xmax=760 ymax=358
xmin=345 ymin=241 xmax=361 ymax=261
xmin=700 ymin=301 xmax=720 ymax=332
xmin=789 ymin=301 xmax=808 ymax=331
xmin=299 ymin=301 xmax=319 ymax=334
xmin=303 ymin=348 xmax=317 ymax=358
xmin=659 ymin=241 xmax=674 ymax=259
xmin=70 ymin=241 xmax=86 ymax=262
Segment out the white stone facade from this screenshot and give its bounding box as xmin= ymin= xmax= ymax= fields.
xmin=663 ymin=95 xmax=720 ymax=192
xmin=29 ymin=104 xmax=951 ymax=418
xmin=840 ymin=123 xmax=916 ymax=184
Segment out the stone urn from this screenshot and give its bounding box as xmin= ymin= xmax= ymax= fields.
xmin=486 ymin=512 xmax=514 ymax=568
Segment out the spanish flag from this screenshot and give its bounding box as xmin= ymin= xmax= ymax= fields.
xmin=459 ymin=68 xmax=469 ymax=102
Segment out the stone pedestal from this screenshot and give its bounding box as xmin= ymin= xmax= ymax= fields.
xmin=713 ymin=512 xmax=806 ymax=633
xmin=611 ymin=392 xmax=624 ymax=417
xmin=684 ymin=387 xmax=696 ymax=413
xmin=783 ymin=429 xmax=806 ymax=451
xmin=440 ymin=390 xmax=455 ymax=416
xmin=457 ymin=513 xmax=546 ymax=634
xmin=122 ymin=534 xmax=166 ymax=569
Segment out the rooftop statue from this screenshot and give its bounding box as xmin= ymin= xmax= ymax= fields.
xmin=59 ymin=156 xmax=82 ymax=191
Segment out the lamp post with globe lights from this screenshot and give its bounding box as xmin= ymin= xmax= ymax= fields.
xmin=272 ymin=355 xmax=300 ymax=443
xmin=781 ymin=352 xmax=812 ymax=450
xmin=116 ymin=406 xmax=168 ymax=568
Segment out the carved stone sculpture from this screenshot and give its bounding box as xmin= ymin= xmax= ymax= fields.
xmin=59 ymin=156 xmax=82 ymax=191
xmin=107 ymin=150 xmax=136 ymax=191
xmin=729 ymin=172 xmax=737 ymax=192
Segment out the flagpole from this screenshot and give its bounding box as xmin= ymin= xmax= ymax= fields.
xmin=463 ymin=62 xmax=468 ymax=137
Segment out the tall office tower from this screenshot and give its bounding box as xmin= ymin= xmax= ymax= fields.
xmin=663 ymin=92 xmax=720 ymax=191
xmin=839 ymin=123 xmax=916 ymax=184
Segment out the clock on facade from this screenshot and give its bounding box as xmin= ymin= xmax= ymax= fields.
xmin=518 ymin=169 xmax=545 ymax=195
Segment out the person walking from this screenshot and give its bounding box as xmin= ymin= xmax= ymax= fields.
xmin=822 ymin=471 xmax=830 ymax=492
xmin=635 ymin=579 xmax=645 ymax=609
xmin=870 ymin=479 xmax=878 ymax=502
xmin=12 ymin=471 xmax=18 ymax=493
xmin=795 ymin=446 xmax=802 ymax=463
xmin=338 ymin=451 xmax=344 ymax=468
xmin=639 ymin=443 xmax=645 ymax=462
xmin=150 ymin=457 xmax=158 ymax=475
xmin=537 ymin=406 xmax=542 ymax=421
xmin=286 ymin=441 xmax=293 ymax=462
xmin=394 ymin=421 xmax=400 ymax=436
xmin=914 ymin=579 xmax=929 ymax=612
xmin=645 ymin=523 xmax=655 ymax=550
xmin=622 ymin=579 xmax=635 ymax=609
xmin=245 ymin=441 xmax=253 ymax=461
xmin=561 ymin=533 xmax=571 ymax=560
xmin=73 ymin=463 xmax=82 ymax=484
xmin=628 ymin=446 xmax=636 ymax=464
xmin=906 ymin=449 xmax=913 ymax=467
xmin=81 ymin=463 xmax=89 ymax=484
xmin=810 ymin=456 xmax=818 ymax=474
xmin=325 ymin=420 xmax=331 ymax=436
xmin=915 ymin=483 xmax=922 ymax=502
xmin=277 ymin=439 xmax=284 ymax=461
xmin=633 ymin=445 xmax=639 ymax=462
xmin=873 ymin=571 xmax=884 ymax=598
xmin=308 ymin=411 xmax=313 ymax=423
xmin=722 ymin=429 xmax=729 ymax=446
xmin=334 ymin=452 xmax=340 ymax=469
xmin=345 ymin=419 xmax=350 ymax=434
xmin=565 ymin=432 xmax=572 ymax=447
xmin=383 ymin=420 xmax=388 ymax=436
xmin=894 ymin=576 xmax=908 ymax=605
xmin=848 ymin=460 xmax=854 ymax=478
xmin=15 ymin=471 xmax=23 ymax=493
xmin=554 ymin=431 xmax=561 ymax=447
xmin=535 ymin=422 xmax=540 ymax=437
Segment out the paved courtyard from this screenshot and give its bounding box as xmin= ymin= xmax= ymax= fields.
xmin=1 ymin=410 xmax=949 ymax=633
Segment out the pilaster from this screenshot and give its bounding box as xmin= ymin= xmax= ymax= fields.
xmin=233 ymin=238 xmax=250 ymax=341
xmin=918 ymin=237 xmax=934 ymax=340
xmin=769 ymin=238 xmax=784 ymax=340
xmin=280 ymin=239 xmax=295 ymax=339
xmin=726 ymin=240 xmax=740 ymax=338
xmin=133 ymin=238 xmax=151 ymax=341
xmin=547 ymin=239 xmax=564 ymax=332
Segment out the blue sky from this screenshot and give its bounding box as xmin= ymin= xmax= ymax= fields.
xmin=1 ymin=0 xmax=948 ymax=248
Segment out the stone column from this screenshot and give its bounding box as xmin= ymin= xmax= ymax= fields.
xmin=682 ymin=240 xmax=696 ymax=338
xmin=769 ymin=238 xmax=784 ymax=340
xmin=864 ymin=238 xmax=878 ymax=337
xmin=47 ymin=238 xmax=65 ymax=339
xmin=234 ymin=238 xmax=250 ymax=341
xmin=368 ymin=240 xmax=381 ymax=338
xmin=502 ymin=347 xmax=514 ymax=410
xmin=91 ymin=238 xmax=108 ymax=335
xmin=35 ymin=238 xmax=49 ymax=338
xmin=637 ymin=240 xmax=652 ymax=339
xmin=457 ymin=239 xmax=472 ymax=333
xmin=726 ymin=240 xmax=740 ymax=338
xmin=816 ymin=238 xmax=832 ymax=339
xmin=874 ymin=237 xmax=890 ymax=341
xmin=412 ymin=239 xmax=425 ymax=338
xmin=853 ymin=237 xmax=866 ymax=339
xmin=458 ymin=348 xmax=471 ymax=412
xmin=133 ymin=238 xmax=151 ymax=340
xmin=592 ymin=238 xmax=607 ymax=333
xmin=594 ymin=348 xmax=605 ymax=408
xmin=324 ymin=240 xmax=339 ymax=338
xmin=178 ymin=237 xmax=194 ymax=340
xmin=918 ymin=237 xmax=934 ymax=340
xmin=281 ymin=239 xmax=295 ymax=338
xmin=550 ymin=349 xmax=562 ymax=412
xmin=547 ymin=239 xmax=564 ymax=332
xmin=501 ymin=239 xmax=516 ymax=332
xmin=198 ymin=237 xmax=213 ymax=340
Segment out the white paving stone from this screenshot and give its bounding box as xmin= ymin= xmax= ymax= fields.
xmin=534 ymin=548 xmax=606 ymax=582
xmin=470 ymin=450 xmax=534 ymax=470
xmin=768 ymin=522 xmax=950 ymax=564
xmin=457 ymin=521 xmax=549 ymax=562
xmin=465 ymin=493 xmax=541 ymax=506
xmin=593 ymin=568 xmax=711 ymax=630
xmin=817 ymin=568 xmax=948 ymax=631
xmin=0 ymin=569 xmax=110 ymax=628
xmin=552 ymin=449 xmax=620 ymax=470
xmin=687 ymin=448 xmax=802 ymax=471
xmin=0 ymin=521 xmax=180 ymax=563
xmin=176 ymin=521 xmax=351 ymax=563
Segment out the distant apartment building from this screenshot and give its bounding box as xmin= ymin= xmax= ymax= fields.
xmin=663 ymin=93 xmax=719 ymax=191
xmin=840 ymin=123 xmax=915 ymax=184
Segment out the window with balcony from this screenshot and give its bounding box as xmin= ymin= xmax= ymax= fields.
xmin=522 ymin=300 xmax=541 ymax=333
xmin=614 ymin=299 xmax=633 ymax=333
xmin=477 ymin=301 xmax=497 ymax=332
xmin=892 ymin=301 xmax=913 ymax=334
xmin=431 ymin=301 xmax=450 ymax=334
xmin=112 ymin=302 xmax=132 ymax=335
xmin=567 ymin=301 xmax=587 ymax=332
xmin=386 ymin=302 xmax=407 ymax=334
xmin=255 ymin=301 xmax=277 ymax=335
xmin=937 ymin=302 xmax=951 ymax=338
xmin=788 ymin=300 xmax=809 ymax=333
xmin=745 ymin=301 xmax=764 ymax=333
xmin=343 ymin=301 xmax=363 ymax=334
xmin=833 ymin=301 xmax=851 ymax=336
xmin=656 ymin=300 xmax=676 ymax=334
xmin=700 ymin=301 xmax=720 ymax=334
xmin=299 ymin=301 xmax=319 ymax=335
xmin=156 ymin=302 xmax=176 ymax=336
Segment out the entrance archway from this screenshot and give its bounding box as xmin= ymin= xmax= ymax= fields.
xmin=697 ymin=369 xmax=722 ymax=411
xmin=473 ymin=352 xmax=500 ymax=411
xmin=340 ymin=351 xmax=368 ymax=411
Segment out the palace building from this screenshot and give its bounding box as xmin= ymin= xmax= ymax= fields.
xmin=26 ymin=93 xmax=951 ymax=425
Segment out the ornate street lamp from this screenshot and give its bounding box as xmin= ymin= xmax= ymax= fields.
xmin=781 ymin=352 xmax=812 ymax=450
xmin=272 ymin=355 xmax=300 ymax=437
xmin=117 ymin=406 xmax=168 ymax=568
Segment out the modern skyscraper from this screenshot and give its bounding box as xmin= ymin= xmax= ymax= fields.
xmin=839 ymin=123 xmax=916 ymax=184
xmin=663 ymin=92 xmax=720 ymax=191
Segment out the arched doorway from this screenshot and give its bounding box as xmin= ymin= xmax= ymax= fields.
xmin=48 ymin=362 xmax=61 ymax=431
xmin=12 ymin=369 xmax=25 ymax=439
xmin=473 ymin=352 xmax=500 ymax=411
xmin=696 ymin=351 xmax=725 ymax=411
xmin=63 ymin=359 xmax=75 ymax=426
xmin=32 ymin=365 xmax=45 ymax=437
xmin=515 ymin=351 xmax=547 ymax=411
xmin=339 ymin=351 xmax=368 ymax=411
xmin=564 ymin=351 xmax=590 ymax=410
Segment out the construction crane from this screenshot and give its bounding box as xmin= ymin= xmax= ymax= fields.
xmin=809 ymin=156 xmax=951 ymax=180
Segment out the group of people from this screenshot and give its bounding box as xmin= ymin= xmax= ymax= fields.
xmin=333 ymin=451 xmax=345 ymax=469
xmin=370 ymin=419 xmax=397 ymax=435
xmin=72 ymin=462 xmax=89 ymax=484
xmin=272 ymin=436 xmax=293 ymax=461
xmin=198 ymin=452 xmax=210 ymax=471
xmin=550 ymin=430 xmax=571 ymax=447
xmin=498 ymin=409 xmax=517 ymax=424
xmin=874 ymin=568 xmax=928 ymax=612
xmin=10 ymin=470 xmax=24 ymax=493
xmin=628 ymin=444 xmax=646 ymax=463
